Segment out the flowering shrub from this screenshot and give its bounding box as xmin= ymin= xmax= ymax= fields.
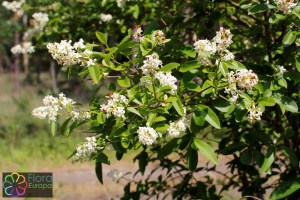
xmin=4 ymin=0 xmax=300 ymax=199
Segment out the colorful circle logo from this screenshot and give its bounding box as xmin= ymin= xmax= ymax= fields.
xmin=3 ymin=172 xmax=28 ymax=197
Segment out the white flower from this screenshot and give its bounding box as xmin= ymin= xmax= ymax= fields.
xmin=154 ymin=71 xmax=178 ymax=91
xmin=168 ymin=118 xmax=188 ymax=137
xmin=141 ymin=53 xmax=162 ymax=75
xmin=235 ymin=69 xmax=259 ymax=90
xmin=213 ymin=27 xmax=233 ymax=52
xmin=74 ymin=39 xmax=86 ymax=50
xmin=194 ymin=39 xmax=217 ymax=55
xmin=152 ymin=30 xmax=166 ymax=45
xmin=247 ymin=105 xmax=263 ymax=123
xmin=11 ymin=42 xmax=35 ymax=55
xmin=137 ymin=126 xmax=158 ymax=145
xmin=72 ymin=137 xmax=99 ymax=163
xmin=100 ymin=93 xmax=128 ymax=120
xmin=2 ymin=0 xmax=25 ymax=15
xmin=100 ymin=13 xmax=113 ymax=22
xmin=275 ymin=0 xmax=297 ymax=14
xmin=221 ymin=50 xmax=235 ymax=61
xmin=116 ymin=0 xmax=126 ymax=7
xmin=134 ymin=26 xmax=144 ymax=42
xmin=276 ymin=65 xmax=286 ymax=78
xmin=32 ymin=12 xmax=49 ymax=30
xmin=87 ymin=59 xmax=96 ymax=67
xmin=229 ymin=93 xmax=239 ymax=104
xmin=32 ymin=106 xmax=48 ymax=120
xmin=58 ymin=93 xmax=76 ymax=108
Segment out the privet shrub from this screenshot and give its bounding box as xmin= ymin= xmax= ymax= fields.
xmin=4 ymin=0 xmax=300 ymax=199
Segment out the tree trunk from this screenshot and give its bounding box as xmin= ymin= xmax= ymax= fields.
xmin=13 ymin=12 xmax=20 ymax=94
xmin=22 ymin=14 xmax=29 ymax=75
xmin=50 ymin=61 xmax=58 ymax=94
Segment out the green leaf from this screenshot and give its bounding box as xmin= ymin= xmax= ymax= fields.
xmin=198 ymin=105 xmax=221 ymax=129
xmin=95 ymin=162 xmax=103 ymax=184
xmin=117 ymin=76 xmax=131 ymax=88
xmin=127 ymin=107 xmax=143 ymax=118
xmin=261 ymin=147 xmax=275 ymax=173
xmin=283 ymin=30 xmax=296 ymax=46
xmin=277 ymin=78 xmax=287 ymax=88
xmin=194 ymin=138 xmax=218 ymax=165
xmin=172 ymin=97 xmax=185 ymax=116
xmin=181 ymin=46 xmax=196 ymax=58
xmin=281 ymin=97 xmax=298 ymax=113
xmin=270 ymin=180 xmax=300 ymax=200
xmin=219 ymin=61 xmax=229 ymax=77
xmin=294 ymin=55 xmax=300 ymax=72
xmin=51 ymin=121 xmax=57 ymax=136
xmin=187 ymin=147 xmax=198 ymax=171
xmin=259 ymin=97 xmax=276 ymax=106
xmin=158 ymin=139 xmax=182 ymax=159
xmin=269 ymin=14 xmax=285 ymax=24
xmin=97 ymin=112 xmax=105 ymax=124
xmin=250 ymin=3 xmax=275 ymax=14
xmin=179 ymin=60 xmax=199 ymax=72
xmin=192 ymin=111 xmax=205 ymax=127
xmin=279 ymin=145 xmax=298 ymax=168
xmin=212 ymin=99 xmax=231 ymax=112
xmin=88 ymin=65 xmax=101 ymax=84
xmin=61 ymin=118 xmax=71 ymax=135
xmin=160 ymin=63 xmax=180 ymax=72
xmin=96 ymin=153 xmax=110 ymax=165
xmin=96 ymin=31 xmax=107 ymax=46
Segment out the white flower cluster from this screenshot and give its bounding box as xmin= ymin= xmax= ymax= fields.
xmin=225 ymin=69 xmax=259 ymax=103
xmin=140 ymin=53 xmax=178 ymax=93
xmin=32 ymin=12 xmax=49 ymax=30
xmin=100 ymin=93 xmax=128 ymax=120
xmin=47 ymin=39 xmax=96 ymax=68
xmin=137 ymin=126 xmax=158 ymax=145
xmin=116 ymin=0 xmax=126 ymax=8
xmin=100 ymin=13 xmax=113 ymax=22
xmin=72 ymin=137 xmax=100 ymax=163
xmin=247 ymin=105 xmax=263 ymax=123
xmin=167 ymin=108 xmax=189 ymax=137
xmin=194 ymin=27 xmax=234 ymax=66
xmin=152 ymin=30 xmax=166 ymax=46
xmin=23 ymin=13 xmax=49 ymax=41
xmin=154 ymin=72 xmax=178 ymax=91
xmin=11 ymin=42 xmax=35 ymax=55
xmin=32 ymin=93 xmax=90 ymax=122
xmin=141 ymin=53 xmax=162 ymax=75
xmin=133 ymin=26 xmax=144 ymax=42
xmin=275 ymin=0 xmax=297 ymax=14
xmin=2 ymin=0 xmax=25 ymax=15
xmin=276 ymin=65 xmax=286 ymax=78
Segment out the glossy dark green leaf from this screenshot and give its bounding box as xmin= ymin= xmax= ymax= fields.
xmin=283 ymin=30 xmax=296 ymax=46
xmin=261 ymin=147 xmax=275 ymax=173
xmin=270 ymin=180 xmax=300 ymax=200
xmin=194 ymin=138 xmax=218 ymax=165
xmin=198 ymin=105 xmax=221 ymax=129
xmin=187 ymin=147 xmax=198 ymax=171
xmin=172 ymin=97 xmax=185 ymax=116
xmin=179 ymin=60 xmax=199 ymax=72
xmin=95 ymin=162 xmax=103 ymax=184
